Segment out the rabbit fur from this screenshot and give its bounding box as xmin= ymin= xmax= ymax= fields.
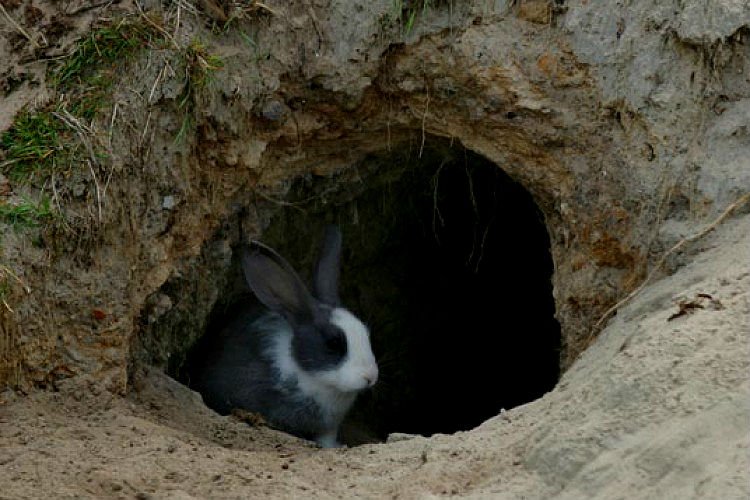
xmin=191 ymin=226 xmax=378 ymax=448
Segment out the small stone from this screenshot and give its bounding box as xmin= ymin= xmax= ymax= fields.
xmin=162 ymin=195 xmax=177 ymax=210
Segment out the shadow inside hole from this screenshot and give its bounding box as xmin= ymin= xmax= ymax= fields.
xmin=177 ymin=138 xmax=561 ymax=445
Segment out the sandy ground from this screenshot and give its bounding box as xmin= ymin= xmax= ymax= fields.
xmin=1 ymin=213 xmax=748 ymax=499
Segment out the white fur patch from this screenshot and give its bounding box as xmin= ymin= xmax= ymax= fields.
xmin=329 ymin=308 xmax=379 ymax=390
xmin=265 ymin=309 xmax=377 ymax=423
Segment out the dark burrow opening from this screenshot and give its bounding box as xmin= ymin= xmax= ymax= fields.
xmin=173 ymin=137 xmax=561 ymax=444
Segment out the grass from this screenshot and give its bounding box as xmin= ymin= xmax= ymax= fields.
xmin=0 ymin=197 xmax=52 ymax=229
xmin=2 ymin=20 xmax=153 ymax=182
xmin=174 ymin=39 xmax=224 ymax=143
xmin=52 ymin=20 xmax=157 ymax=122
xmin=0 ymin=19 xmax=157 ymax=229
xmin=392 ymin=0 xmax=436 ymax=35
xmin=0 ymin=263 xmax=31 ymax=312
xmin=239 ymin=31 xmax=271 ymax=63
xmin=182 ymin=39 xmax=224 ymax=102
xmin=0 ymin=111 xmax=64 ymax=179
xmin=1 ymin=15 xmax=224 ymax=227
xmin=52 ymin=21 xmax=150 ymax=90
xmin=0 ymin=14 xmax=229 ymax=313
xmin=212 ymin=1 xmax=277 ymax=33
xmin=0 ymin=278 xmax=10 ymax=312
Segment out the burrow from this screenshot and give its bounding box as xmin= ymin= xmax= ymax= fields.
xmin=137 ymin=134 xmax=561 ymax=445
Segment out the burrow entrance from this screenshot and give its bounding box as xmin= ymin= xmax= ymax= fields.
xmin=173 ymin=136 xmax=560 ymax=444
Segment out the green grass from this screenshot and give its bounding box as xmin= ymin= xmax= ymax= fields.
xmin=52 ymin=21 xmax=148 ymax=90
xmin=2 ymin=19 xmax=155 ymax=183
xmin=390 ymin=0 xmax=443 ymax=35
xmin=174 ymin=39 xmax=224 ymax=143
xmin=0 ymin=197 xmax=52 ymax=229
xmin=51 ymin=21 xmax=157 ymax=122
xmin=175 ymin=114 xmax=194 ymax=145
xmin=0 ymin=110 xmax=67 ymax=180
xmin=183 ymin=39 xmax=224 ymax=97
xmin=1 ymin=18 xmax=222 ymax=224
xmin=0 ymin=112 xmax=63 ymax=227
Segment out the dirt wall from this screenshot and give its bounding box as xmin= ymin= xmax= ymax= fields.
xmin=3 ymin=0 xmax=746 ymax=390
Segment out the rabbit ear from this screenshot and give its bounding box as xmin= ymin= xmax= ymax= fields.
xmin=242 ymin=242 xmax=315 ymax=325
xmin=313 ymin=225 xmax=342 ymax=306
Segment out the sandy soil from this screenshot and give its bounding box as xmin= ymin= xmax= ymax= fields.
xmin=1 ymin=213 xmax=748 ymax=499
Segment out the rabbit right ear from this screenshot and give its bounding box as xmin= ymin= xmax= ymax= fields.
xmin=313 ymin=225 xmax=342 ymax=306
xmin=241 ymin=242 xmax=315 ymax=325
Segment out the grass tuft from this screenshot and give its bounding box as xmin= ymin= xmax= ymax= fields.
xmin=184 ymin=39 xmax=224 ymax=97
xmin=174 ymin=39 xmax=224 ymax=143
xmin=0 ymin=197 xmax=52 ymax=229
xmin=390 ymin=0 xmax=447 ymax=35
xmin=2 ymin=18 xmax=156 ymax=183
xmin=52 ymin=21 xmax=149 ymax=90
xmin=52 ymin=20 xmax=157 ymax=122
xmin=0 ymin=110 xmax=66 ymax=180
xmin=0 ymin=18 xmax=158 ymax=228
xmin=0 ymin=278 xmax=10 ymax=312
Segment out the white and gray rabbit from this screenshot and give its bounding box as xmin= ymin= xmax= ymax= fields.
xmin=191 ymin=225 xmax=378 ymax=448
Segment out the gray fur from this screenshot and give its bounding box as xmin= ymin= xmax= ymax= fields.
xmin=193 ymin=310 xmax=351 ymax=440
xmin=190 ymin=226 xmax=376 ymax=447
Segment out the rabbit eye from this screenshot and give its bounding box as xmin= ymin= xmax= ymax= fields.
xmin=324 ymin=329 xmax=347 ymax=355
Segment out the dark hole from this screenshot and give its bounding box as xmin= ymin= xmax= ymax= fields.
xmin=178 ymin=137 xmax=560 ymax=444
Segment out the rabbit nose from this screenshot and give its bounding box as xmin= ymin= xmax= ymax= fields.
xmin=363 ymin=368 xmax=378 ymax=387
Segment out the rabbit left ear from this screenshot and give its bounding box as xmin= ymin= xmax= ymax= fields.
xmin=313 ymin=225 xmax=342 ymax=306
xmin=242 ymin=241 xmax=315 ymax=325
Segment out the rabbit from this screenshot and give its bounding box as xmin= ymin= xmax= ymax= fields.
xmin=191 ymin=225 xmax=378 ymax=448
